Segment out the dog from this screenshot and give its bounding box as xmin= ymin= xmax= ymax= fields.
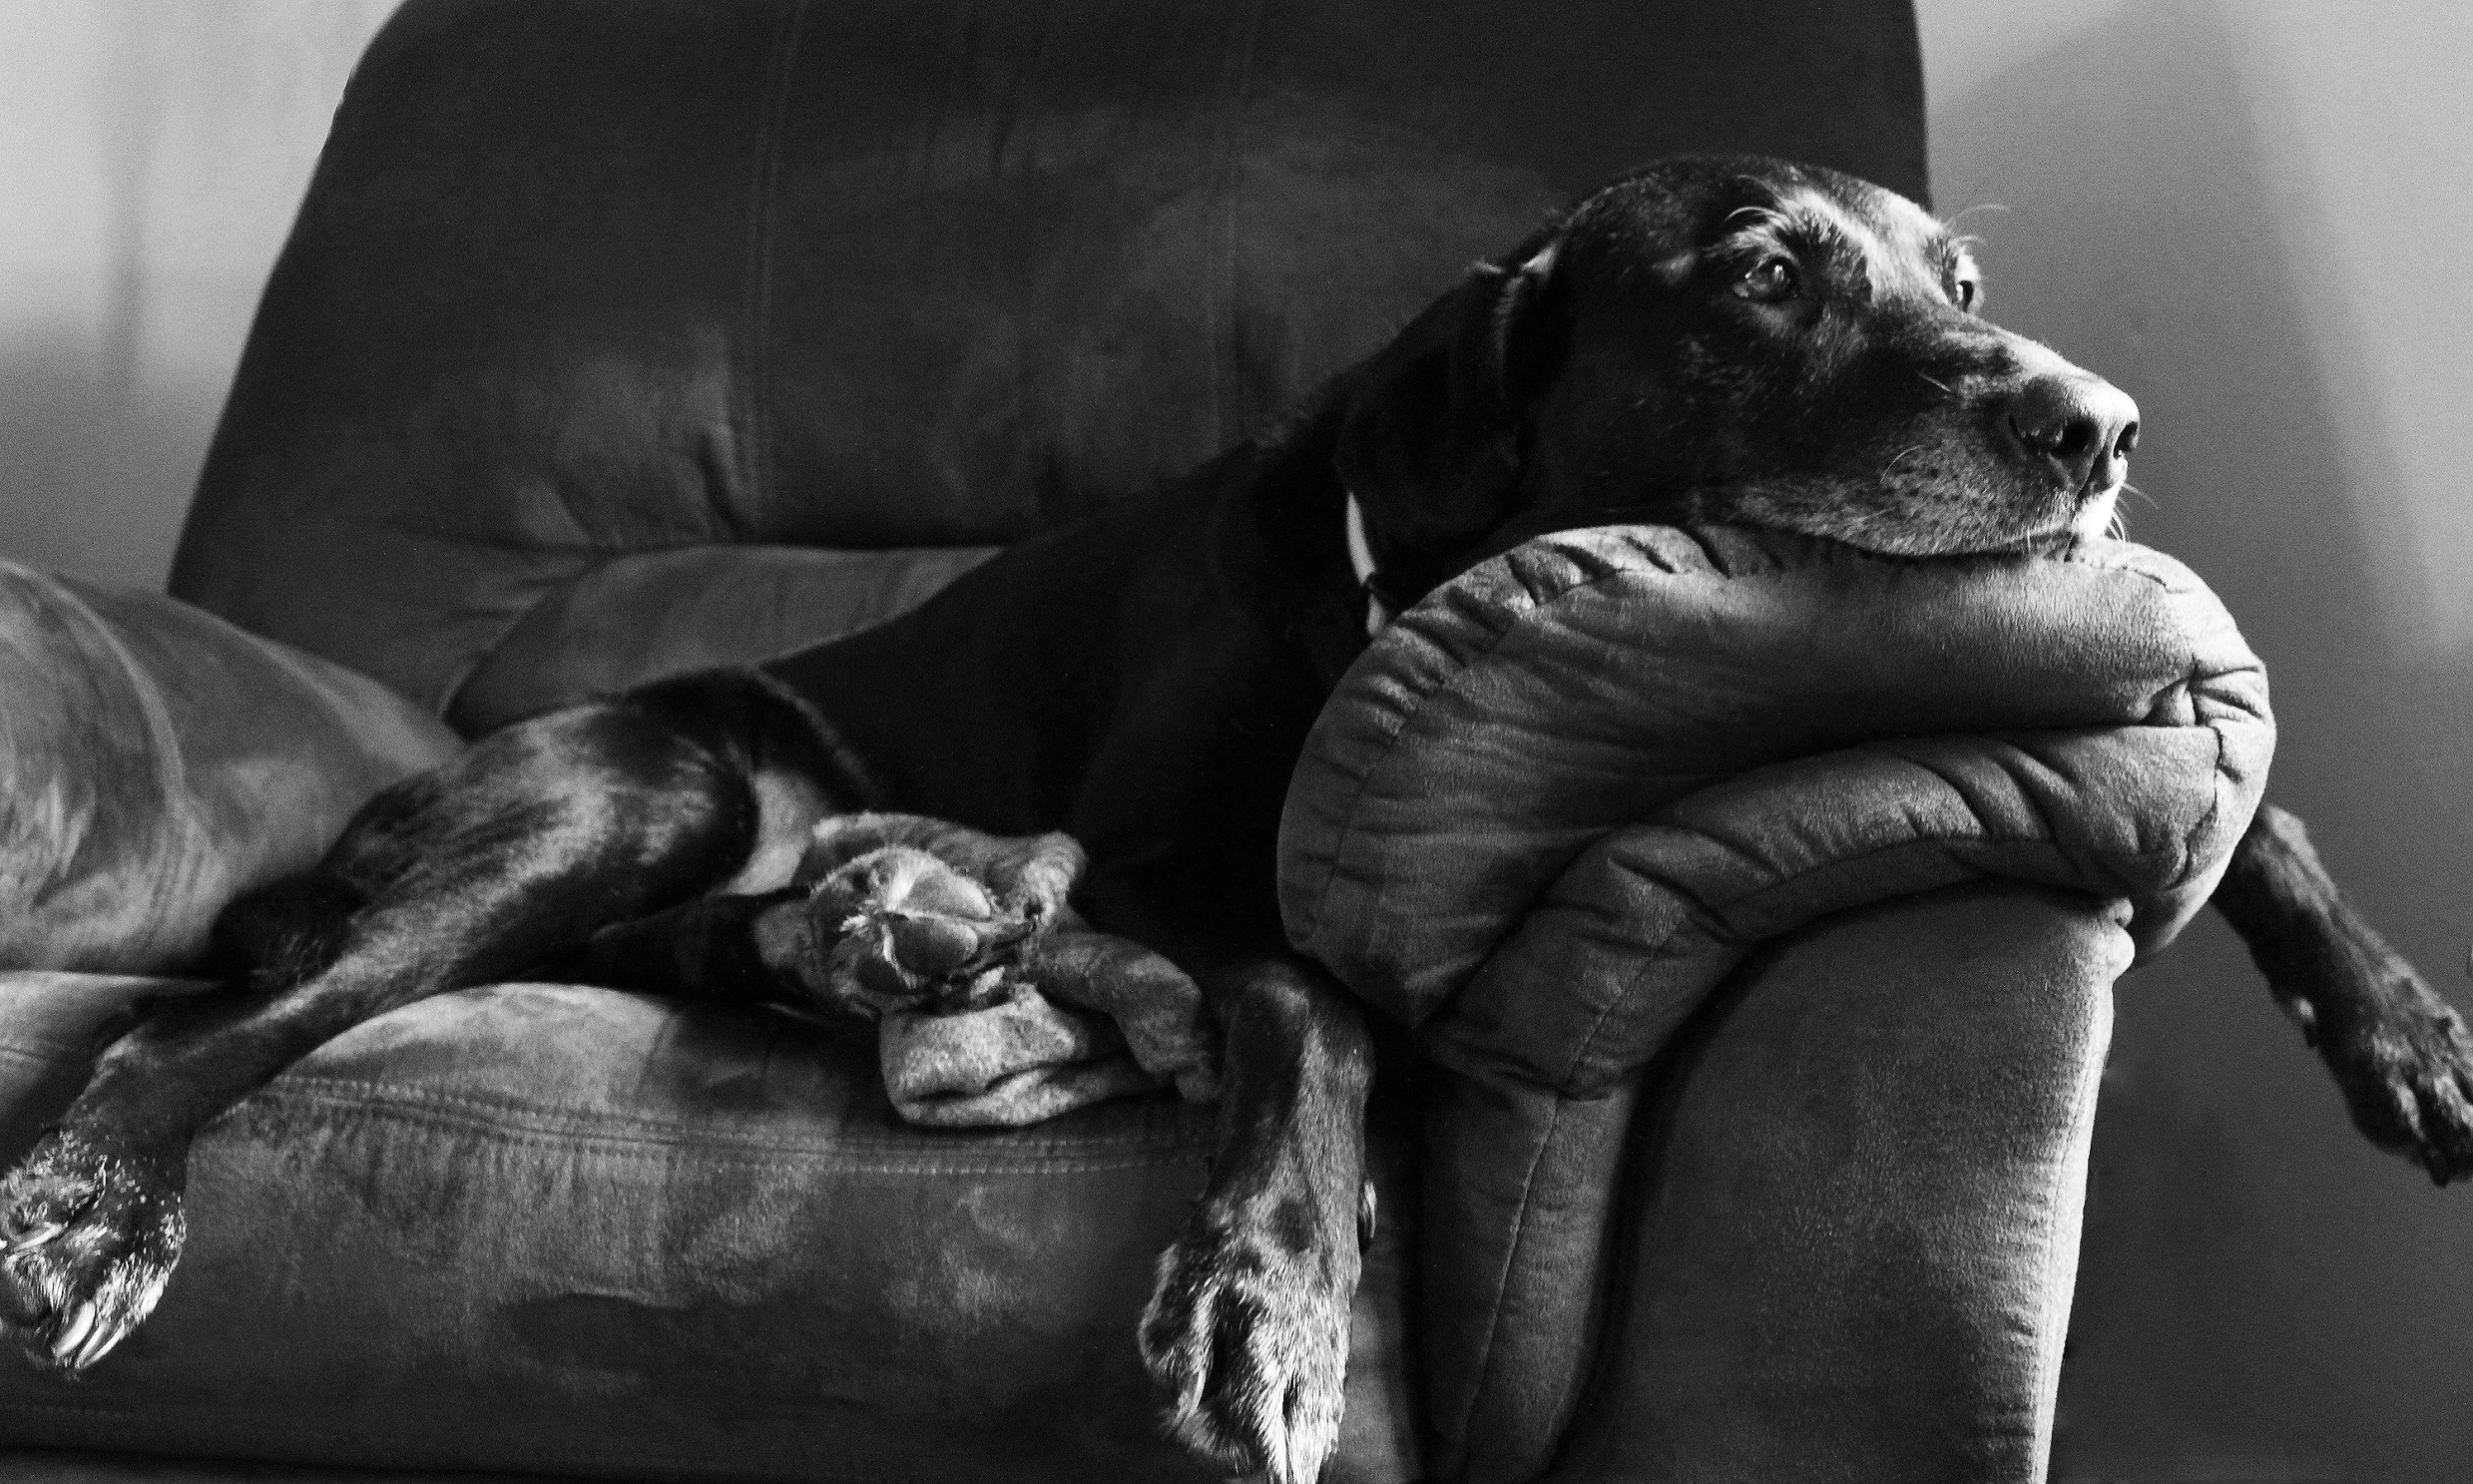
xmin=5 ymin=155 xmax=2467 ymax=1484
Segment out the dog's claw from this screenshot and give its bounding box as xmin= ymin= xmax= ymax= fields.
xmin=0 ymin=1129 xmax=185 ymax=1374
xmin=49 ymin=1301 xmax=95 ymax=1363
xmin=2313 ymin=991 xmax=2473 ymax=1187
xmin=4 ymin=1222 xmax=64 ymax=1253
xmin=1140 ymin=1207 xmax=1354 ymax=1484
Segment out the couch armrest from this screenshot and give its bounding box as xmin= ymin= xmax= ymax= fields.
xmin=1424 ymin=882 xmax=2123 ymax=1484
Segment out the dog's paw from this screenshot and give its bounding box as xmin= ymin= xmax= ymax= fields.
xmin=1139 ymin=1206 xmax=1354 ymax=1484
xmin=763 ymin=845 xmax=1047 ymax=1017
xmin=0 ymin=1129 xmax=186 ymax=1372
xmin=2315 ymin=992 xmax=2473 ymax=1186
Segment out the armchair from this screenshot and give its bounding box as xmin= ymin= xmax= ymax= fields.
xmin=0 ymin=3 xmax=2222 ymax=1481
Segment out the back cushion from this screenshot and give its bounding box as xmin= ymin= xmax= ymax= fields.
xmin=444 ymin=544 xmax=995 ymax=733
xmin=168 ymin=0 xmax=1928 ymax=712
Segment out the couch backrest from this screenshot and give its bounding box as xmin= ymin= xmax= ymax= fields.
xmin=169 ymin=0 xmax=1927 ymax=713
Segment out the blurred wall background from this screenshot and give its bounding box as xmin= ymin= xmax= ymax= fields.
xmin=0 ymin=1 xmax=2467 ymax=1477
xmin=1917 ymin=4 xmax=2473 ymax=1480
xmin=0 ymin=0 xmax=392 ymax=590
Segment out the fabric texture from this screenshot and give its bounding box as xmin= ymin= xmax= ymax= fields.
xmin=166 ymin=0 xmax=1928 ymax=713
xmin=445 ymin=544 xmax=997 ymax=735
xmin=1281 ymin=525 xmax=2271 ymax=1031
xmin=878 ymin=983 xmax=1168 ymax=1128
xmin=0 ymin=970 xmax=1423 ymax=1484
xmin=1537 ymin=884 xmax=2119 ymax=1484
xmin=1273 ymin=525 xmax=2269 ymax=1480
xmin=0 ymin=562 xmax=459 ymax=974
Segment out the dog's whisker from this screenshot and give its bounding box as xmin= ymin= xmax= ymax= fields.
xmin=1916 ymin=371 xmax=1954 ymax=396
xmin=1940 ymin=204 xmax=2011 ymax=231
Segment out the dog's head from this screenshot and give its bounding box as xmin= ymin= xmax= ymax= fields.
xmin=1335 ymin=155 xmax=2140 ymax=604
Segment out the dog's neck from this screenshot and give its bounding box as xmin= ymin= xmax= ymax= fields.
xmin=1342 ymin=492 xmax=1392 ymax=638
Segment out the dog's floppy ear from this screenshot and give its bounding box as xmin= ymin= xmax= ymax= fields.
xmin=1334 ymin=236 xmax=1562 ymax=575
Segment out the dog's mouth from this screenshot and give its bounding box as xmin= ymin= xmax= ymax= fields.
xmin=1650 ymin=464 xmax=2120 ymax=561
xmin=1477 ymin=440 xmax=2134 ymax=566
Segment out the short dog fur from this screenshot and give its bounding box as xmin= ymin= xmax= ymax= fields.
xmin=7 ymin=156 xmax=2467 ymax=1483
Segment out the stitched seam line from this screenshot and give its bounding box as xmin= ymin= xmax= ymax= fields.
xmin=1447 ymin=1094 xmax=1562 ymax=1474
xmin=1556 ymin=832 xmax=2174 ymax=1089
xmin=1302 ymin=543 xmax=1627 ymax=936
xmin=212 ymin=1087 xmax=1213 ymax=1172
xmin=1206 ymin=0 xmax=1266 ymax=446
xmin=2171 ymin=653 xmax=2235 ymax=891
xmin=737 ymin=0 xmax=806 ymax=525
xmin=42 ymin=578 xmax=189 ymax=801
xmin=434 ymin=555 xmax=630 ymax=725
xmin=1302 ymin=539 xmax=2257 ymax=953
xmin=2026 ymin=980 xmax=2108 ymax=1461
xmin=235 ymin=1072 xmax=1211 ymax=1154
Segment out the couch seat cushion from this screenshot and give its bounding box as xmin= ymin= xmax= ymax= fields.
xmin=0 ymin=972 xmax=1418 ymax=1484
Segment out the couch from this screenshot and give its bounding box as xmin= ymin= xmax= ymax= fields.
xmin=0 ymin=1 xmax=2268 ymax=1480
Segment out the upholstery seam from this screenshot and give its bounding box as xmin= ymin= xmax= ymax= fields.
xmin=247 ymin=1071 xmax=1206 ymax=1152
xmin=213 ymin=1088 xmax=1214 ymax=1171
xmin=1448 ymin=1093 xmax=1563 ymax=1473
xmin=1302 ymin=542 xmax=1643 ymax=940
xmin=1305 ymin=537 xmax=2224 ymax=935
xmin=1554 ymin=830 xmax=2176 ymax=1091
xmin=433 ymin=540 xmax=1006 ymax=726
xmin=434 ymin=559 xmax=625 ymax=725
xmin=737 ymin=0 xmax=807 ymax=526
xmin=2024 ymin=974 xmax=2109 ymax=1461
xmin=1311 ymin=538 xmax=2259 ymax=1011
xmin=1207 ymin=0 xmax=1266 ymax=446
xmin=2170 ymin=653 xmax=2234 ymax=891
xmin=38 ymin=576 xmax=190 ymax=800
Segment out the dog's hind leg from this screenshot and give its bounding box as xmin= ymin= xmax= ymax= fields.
xmin=2216 ymin=801 xmax=2473 ymax=1184
xmin=0 ymin=691 xmax=770 ymax=1373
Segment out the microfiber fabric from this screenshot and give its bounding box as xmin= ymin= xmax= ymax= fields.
xmin=0 ymin=562 xmax=460 ymax=974
xmin=1277 ymin=524 xmax=2268 ymax=1480
xmin=1280 ymin=523 xmax=2271 ymax=1080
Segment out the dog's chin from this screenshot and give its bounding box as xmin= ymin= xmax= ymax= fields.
xmin=2071 ymin=485 xmax=2124 ymax=546
xmin=1704 ymin=477 xmax=2102 ymax=561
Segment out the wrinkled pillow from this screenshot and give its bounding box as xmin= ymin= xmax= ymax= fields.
xmin=0 ymin=561 xmax=460 ymax=973
xmin=1278 ymin=526 xmax=2272 ymax=1034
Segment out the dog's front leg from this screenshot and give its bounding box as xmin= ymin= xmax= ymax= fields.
xmin=1139 ymin=952 xmax=1373 ymax=1484
xmin=2216 ymin=801 xmax=2473 ymax=1182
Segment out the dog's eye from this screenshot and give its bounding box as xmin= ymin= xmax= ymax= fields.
xmin=1735 ymin=257 xmax=1799 ymax=304
xmin=1952 ymin=275 xmax=1982 ymax=312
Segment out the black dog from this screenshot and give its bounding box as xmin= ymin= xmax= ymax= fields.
xmin=6 ymin=156 xmax=2466 ymax=1483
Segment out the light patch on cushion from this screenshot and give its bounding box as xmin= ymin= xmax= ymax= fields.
xmin=0 ymin=562 xmax=460 ymax=974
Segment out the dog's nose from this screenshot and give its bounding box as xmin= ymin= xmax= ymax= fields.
xmin=2006 ymin=375 xmax=2140 ymax=492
